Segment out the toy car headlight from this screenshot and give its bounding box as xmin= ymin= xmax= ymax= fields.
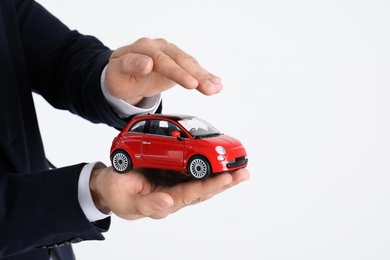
xmin=215 ymin=146 xmax=226 ymax=155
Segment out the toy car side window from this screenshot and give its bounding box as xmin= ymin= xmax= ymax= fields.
xmin=148 ymin=120 xmax=165 ymax=136
xmin=129 ymin=120 xmax=146 ymax=133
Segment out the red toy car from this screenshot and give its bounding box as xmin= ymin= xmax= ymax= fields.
xmin=110 ymin=113 xmax=248 ymax=180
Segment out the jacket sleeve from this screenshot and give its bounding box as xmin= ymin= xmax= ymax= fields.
xmin=0 ymin=1 xmax=119 ymax=258
xmin=17 ymin=0 xmax=130 ymax=129
xmin=0 ymin=164 xmax=110 ymax=258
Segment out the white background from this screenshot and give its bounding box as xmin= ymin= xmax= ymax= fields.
xmin=34 ymin=0 xmax=390 ymax=259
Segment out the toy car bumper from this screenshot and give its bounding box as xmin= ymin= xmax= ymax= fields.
xmin=226 ymin=156 xmax=248 ymax=168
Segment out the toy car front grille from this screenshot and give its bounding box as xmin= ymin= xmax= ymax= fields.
xmin=227 ymin=156 xmax=248 ymax=168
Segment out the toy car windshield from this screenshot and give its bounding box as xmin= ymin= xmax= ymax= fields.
xmin=178 ymin=116 xmax=221 ymax=138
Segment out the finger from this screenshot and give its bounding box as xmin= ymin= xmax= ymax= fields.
xmin=187 ymin=168 xmax=250 ymax=199
xmin=162 ymin=44 xmax=224 ymax=95
xmin=115 ymin=38 xmax=199 ymax=90
xmin=172 ymin=173 xmax=233 ymax=207
xmin=124 ymin=192 xmax=174 ymax=220
xmin=173 ymin=169 xmax=250 ymax=207
xmin=150 ymin=50 xmax=199 ymax=90
xmin=195 ymin=74 xmax=224 ymax=95
xmin=218 ymin=168 xmax=251 ymax=191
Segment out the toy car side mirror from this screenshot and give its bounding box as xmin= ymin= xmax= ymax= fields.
xmin=171 ymin=130 xmax=180 ymax=137
xmin=171 ymin=130 xmax=183 ymax=141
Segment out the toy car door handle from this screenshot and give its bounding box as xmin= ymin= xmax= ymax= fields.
xmin=142 ymin=141 xmax=151 ymax=145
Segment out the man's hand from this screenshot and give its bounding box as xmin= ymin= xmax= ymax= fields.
xmin=104 ymin=38 xmax=223 ymax=106
xmin=90 ymin=166 xmax=250 ymax=220
xmin=97 ymin=37 xmax=241 ymax=220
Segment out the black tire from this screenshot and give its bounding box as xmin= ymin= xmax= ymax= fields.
xmin=111 ymin=150 xmax=132 ymax=173
xmin=187 ymin=156 xmax=211 ymax=180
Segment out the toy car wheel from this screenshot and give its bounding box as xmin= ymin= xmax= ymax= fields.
xmin=188 ymin=156 xmax=211 ymax=180
xmin=111 ymin=150 xmax=132 ymax=173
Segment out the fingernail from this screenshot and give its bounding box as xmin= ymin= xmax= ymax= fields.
xmin=205 ymin=79 xmax=215 ymax=88
xmin=204 ymin=80 xmax=221 ymax=94
xmin=157 ymin=198 xmax=172 ymax=209
xmin=188 ymin=77 xmax=198 ymax=88
xmin=210 ymin=75 xmax=221 ymax=84
xmin=136 ymin=57 xmax=150 ymax=71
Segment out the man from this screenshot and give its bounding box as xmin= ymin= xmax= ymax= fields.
xmin=0 ymin=0 xmax=250 ymax=259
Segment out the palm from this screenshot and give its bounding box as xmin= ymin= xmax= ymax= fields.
xmin=95 ymin=167 xmax=249 ymax=220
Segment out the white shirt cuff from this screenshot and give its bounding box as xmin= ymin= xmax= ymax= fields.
xmin=100 ymin=65 xmax=161 ymax=118
xmin=78 ymin=162 xmax=112 ymax=222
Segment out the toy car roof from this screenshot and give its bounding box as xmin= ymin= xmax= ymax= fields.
xmin=134 ymin=113 xmax=194 ymax=121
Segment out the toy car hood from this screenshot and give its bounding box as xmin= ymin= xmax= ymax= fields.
xmin=193 ymin=134 xmax=243 ymax=148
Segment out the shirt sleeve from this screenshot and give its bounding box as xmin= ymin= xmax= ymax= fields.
xmin=78 ymin=162 xmax=112 ymax=222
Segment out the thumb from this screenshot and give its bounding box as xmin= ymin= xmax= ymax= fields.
xmin=111 ymin=53 xmax=153 ymax=76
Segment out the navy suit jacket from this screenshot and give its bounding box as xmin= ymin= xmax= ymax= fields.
xmin=0 ymin=0 xmax=157 ymax=259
